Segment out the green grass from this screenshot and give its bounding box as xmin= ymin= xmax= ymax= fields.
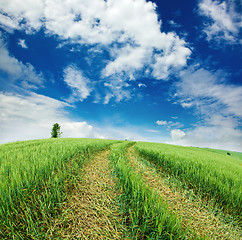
xmin=0 ymin=138 xmax=119 ymax=239
xmin=109 ymin=142 xmax=192 ymax=239
xmin=1 ymin=138 xmax=241 ymax=239
xmin=201 ymin=147 xmax=242 ymax=161
xmin=135 ymin=142 xmax=242 ymax=218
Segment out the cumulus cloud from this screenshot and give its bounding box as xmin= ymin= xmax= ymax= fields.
xmin=63 ymin=66 xmax=92 ymax=102
xmin=61 ymin=122 xmax=103 ymax=139
xmin=0 ymin=0 xmax=192 ymax=104
xmin=0 ymin=13 xmax=20 ymax=33
xmin=18 ymin=39 xmax=28 ymax=48
xmin=198 ymin=0 xmax=241 ymax=44
xmin=0 ymin=0 xmax=44 ymax=32
xmin=102 ymin=45 xmax=150 ymax=77
xmin=168 ymin=20 xmax=181 ymax=28
xmin=152 ymin=34 xmax=191 ymax=79
xmin=0 ymin=92 xmax=102 ymax=144
xmin=0 ymin=0 xmax=191 ymax=83
xmin=0 ymin=36 xmax=44 ymax=89
xmin=156 ymin=119 xmax=184 ymax=129
xmin=138 ymin=83 xmax=146 ymax=88
xmin=156 ymin=120 xmax=167 ymax=125
xmin=170 ymin=129 xmax=186 ymax=141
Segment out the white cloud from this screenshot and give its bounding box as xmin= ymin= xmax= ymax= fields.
xmin=180 ymin=102 xmax=193 ymax=108
xmin=156 ymin=120 xmax=167 ymax=125
xmin=0 ymin=13 xmax=20 ymax=32
xmin=170 ymin=129 xmax=186 ymax=141
xmin=145 ymin=129 xmax=160 ymax=133
xmin=138 ymin=83 xmax=146 ymax=88
xmin=0 ymin=36 xmax=44 ymax=88
xmin=63 ymin=65 xmax=92 ymax=102
xmin=0 ymin=91 xmax=68 ymax=143
xmin=168 ymin=20 xmax=181 ymax=28
xmin=102 ymin=45 xmax=151 ymax=77
xmin=0 ymin=0 xmax=191 ymax=82
xmin=156 ymin=119 xmax=184 ymax=129
xmin=170 ymin=115 xmax=242 ymax=152
xmin=43 ymin=0 xmax=112 ymax=44
xmin=0 ymin=92 xmax=68 ymax=123
xmin=176 ymin=67 xmax=242 ymax=117
xmin=168 ymin=121 xmax=184 ymax=129
xmin=18 ymin=39 xmax=28 ymax=48
xmin=0 ymin=92 xmax=102 ymax=144
xmin=61 ymin=122 xmax=103 ymax=139
xmin=0 ymin=0 xmax=192 ymax=104
xmin=152 ymin=34 xmax=191 ymax=79
xmin=171 ymin=66 xmax=242 ymax=151
xmin=103 ymin=78 xmax=132 ymax=103
xmin=198 ymin=0 xmax=241 ymax=44
xmin=103 ymin=93 xmax=113 ymax=105
xmin=0 ymin=0 xmax=44 ymax=32
xmin=129 ymin=74 xmax=136 ymax=81
xmin=0 ymin=91 xmax=151 ymax=144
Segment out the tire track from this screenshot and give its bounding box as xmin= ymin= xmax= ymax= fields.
xmin=127 ymin=145 xmax=241 ymax=240
xmin=53 ymin=148 xmax=127 ymax=239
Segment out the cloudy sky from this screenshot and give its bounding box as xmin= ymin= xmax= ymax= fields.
xmin=0 ymin=0 xmax=241 ymax=151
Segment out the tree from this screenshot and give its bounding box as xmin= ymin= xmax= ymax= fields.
xmin=51 ymin=123 xmax=62 ymax=138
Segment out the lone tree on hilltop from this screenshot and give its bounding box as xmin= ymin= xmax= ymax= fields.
xmin=51 ymin=123 xmax=62 ymax=138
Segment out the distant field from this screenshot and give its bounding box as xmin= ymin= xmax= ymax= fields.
xmin=201 ymin=147 xmax=242 ymax=161
xmin=0 ymin=139 xmax=241 ymax=239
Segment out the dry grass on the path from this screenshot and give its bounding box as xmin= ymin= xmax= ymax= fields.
xmin=127 ymin=146 xmax=241 ymax=240
xmin=52 ymin=149 xmax=127 ymax=239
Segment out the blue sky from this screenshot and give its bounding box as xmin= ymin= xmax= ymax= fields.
xmin=0 ymin=0 xmax=241 ymax=151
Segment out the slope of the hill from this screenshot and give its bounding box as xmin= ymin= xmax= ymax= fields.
xmin=0 ymin=138 xmax=241 ymax=239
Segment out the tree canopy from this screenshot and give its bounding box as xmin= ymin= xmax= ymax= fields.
xmin=51 ymin=123 xmax=62 ymax=138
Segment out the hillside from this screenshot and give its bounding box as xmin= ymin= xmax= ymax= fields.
xmin=201 ymin=148 xmax=242 ymax=161
xmin=0 ymin=139 xmax=241 ymax=239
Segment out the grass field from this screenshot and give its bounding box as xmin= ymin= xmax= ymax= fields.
xmin=202 ymin=147 xmax=242 ymax=161
xmin=0 ymin=138 xmax=241 ymax=239
xmin=135 ymin=142 xmax=242 ymax=217
xmin=0 ymin=138 xmax=119 ymax=239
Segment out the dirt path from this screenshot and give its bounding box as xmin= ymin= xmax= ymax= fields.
xmin=53 ymin=148 xmax=127 ymax=239
xmin=127 ymin=145 xmax=241 ymax=240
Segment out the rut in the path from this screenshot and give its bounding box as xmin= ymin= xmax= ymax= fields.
xmin=127 ymin=146 xmax=241 ymax=240
xmin=54 ymin=149 xmax=127 ymax=239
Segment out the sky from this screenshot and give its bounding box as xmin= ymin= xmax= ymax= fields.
xmin=0 ymin=0 xmax=241 ymax=151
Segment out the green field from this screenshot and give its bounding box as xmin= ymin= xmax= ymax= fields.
xmin=0 ymin=138 xmax=241 ymax=239
xmin=202 ymin=147 xmax=242 ymax=161
xmin=135 ymin=142 xmax=242 ymax=216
